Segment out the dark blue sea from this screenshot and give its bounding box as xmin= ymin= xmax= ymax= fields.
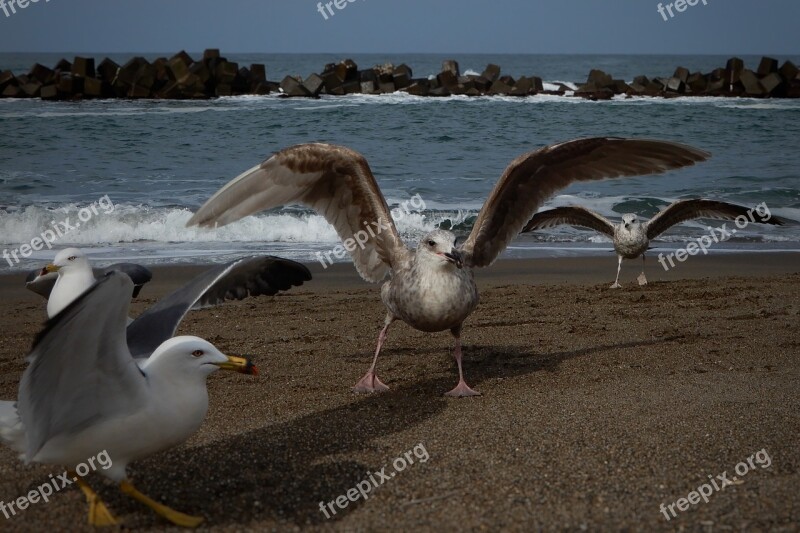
xmin=1 ymin=53 xmax=799 ymax=271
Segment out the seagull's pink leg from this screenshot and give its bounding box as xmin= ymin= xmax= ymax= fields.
xmin=445 ymin=328 xmax=481 ymax=397
xmin=637 ymin=254 xmax=648 ymax=286
xmin=353 ymin=316 xmax=394 ymax=393
xmin=611 ymin=255 xmax=623 ymax=288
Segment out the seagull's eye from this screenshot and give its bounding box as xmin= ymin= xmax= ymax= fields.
xmin=427 ymin=240 xmax=436 ymax=247
xmin=191 ymin=350 xmax=204 ymax=357
xmin=68 ymin=256 xmax=76 ymax=261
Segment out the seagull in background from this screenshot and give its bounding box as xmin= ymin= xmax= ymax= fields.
xmin=26 ymin=248 xmax=152 ymax=317
xmin=521 ymin=199 xmax=785 ymax=288
xmin=0 ymin=272 xmax=258 ymax=527
xmin=187 ymin=138 xmax=709 ymax=396
xmin=26 ymin=248 xmax=311 ymax=357
xmin=40 ymin=248 xmax=104 ymax=317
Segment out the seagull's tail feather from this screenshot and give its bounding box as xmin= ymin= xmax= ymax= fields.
xmin=0 ymin=401 xmax=27 ymax=459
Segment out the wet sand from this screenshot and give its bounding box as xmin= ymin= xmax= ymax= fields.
xmin=0 ymin=253 xmax=798 ymax=531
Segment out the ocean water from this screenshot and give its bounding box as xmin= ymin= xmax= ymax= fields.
xmin=1 ymin=53 xmax=799 ymax=272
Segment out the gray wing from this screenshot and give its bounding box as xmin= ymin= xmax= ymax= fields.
xmin=460 ymin=137 xmax=710 ymax=267
xmin=186 ymin=143 xmax=412 ymax=283
xmin=102 ymin=263 xmax=152 ymax=298
xmin=25 ymin=269 xmax=57 ymax=299
xmin=521 ymin=206 xmax=616 ymax=237
xmin=18 ymin=272 xmax=146 ymax=461
xmin=25 ymin=262 xmax=152 ymax=300
xmin=646 ymin=199 xmax=786 ymax=240
xmin=126 ymin=256 xmax=312 ymax=358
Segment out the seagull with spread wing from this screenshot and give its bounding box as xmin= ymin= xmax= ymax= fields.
xmin=25 ymin=248 xmax=153 ymax=317
xmin=0 ymin=272 xmax=258 ymax=527
xmin=125 ymin=254 xmax=311 ymax=358
xmin=25 ymin=248 xmax=312 ymax=356
xmin=521 ymin=199 xmax=785 ymax=288
xmin=187 ymin=138 xmax=709 ymax=396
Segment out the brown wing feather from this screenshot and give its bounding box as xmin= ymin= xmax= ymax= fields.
xmin=646 ymin=199 xmax=785 ymax=240
xmin=187 ymin=144 xmax=410 ymax=283
xmin=521 ymin=206 xmax=615 ymax=237
xmin=461 ymin=137 xmax=710 ymax=267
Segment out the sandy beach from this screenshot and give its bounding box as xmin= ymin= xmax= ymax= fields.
xmin=0 ymin=253 xmax=798 ymax=531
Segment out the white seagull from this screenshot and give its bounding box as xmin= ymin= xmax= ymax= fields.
xmin=187 ymin=138 xmax=709 ymax=396
xmin=29 ymin=249 xmax=312 ymax=358
xmin=521 ymin=199 xmax=785 ymax=288
xmin=28 ymin=248 xmax=152 ymax=317
xmin=0 ymin=272 xmax=258 ymax=527
xmin=41 ymin=248 xmax=99 ymax=317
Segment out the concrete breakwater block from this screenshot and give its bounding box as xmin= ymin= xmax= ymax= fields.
xmin=1 ymin=53 xmax=798 ymax=101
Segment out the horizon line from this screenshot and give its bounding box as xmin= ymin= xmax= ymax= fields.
xmin=1 ymin=51 xmax=798 ymax=57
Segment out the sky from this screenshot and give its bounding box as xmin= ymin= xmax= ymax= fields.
xmin=0 ymin=0 xmax=797 ymax=55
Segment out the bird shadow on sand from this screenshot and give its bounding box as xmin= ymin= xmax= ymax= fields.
xmin=466 ymin=335 xmax=683 ymax=378
xmin=89 ymin=378 xmax=450 ymax=529
xmin=81 ymin=335 xmax=680 ymax=529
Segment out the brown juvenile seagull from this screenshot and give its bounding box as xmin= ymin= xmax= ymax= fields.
xmin=187 ymin=138 xmax=709 ymax=396
xmin=521 ymin=199 xmax=785 ymax=288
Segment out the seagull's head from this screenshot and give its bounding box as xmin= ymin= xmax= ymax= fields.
xmin=621 ymin=214 xmax=640 ymax=231
xmin=147 ymin=336 xmax=259 ymax=379
xmin=45 ymin=247 xmax=91 ymax=276
xmin=417 ymin=229 xmax=463 ymax=269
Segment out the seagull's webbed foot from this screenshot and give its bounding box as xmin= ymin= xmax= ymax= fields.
xmin=353 ymin=371 xmax=390 ymax=393
xmin=445 ymin=379 xmax=481 ymax=397
xmin=638 ymin=255 xmax=648 ymax=286
xmin=120 ymin=480 xmax=203 ymax=528
xmin=446 ymin=329 xmax=480 ymax=397
xmin=71 ymin=472 xmax=118 ymax=526
xmin=610 ymin=282 xmax=622 ymax=289
xmin=353 ymin=316 xmax=394 ymax=393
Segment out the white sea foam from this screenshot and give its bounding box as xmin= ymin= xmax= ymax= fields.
xmin=2 ymin=195 xmax=793 ymax=251
xmin=0 ymin=204 xmax=476 ymax=247
xmin=543 ymin=81 xmax=578 ymax=91
xmin=3 ymin=88 xmax=799 ymax=121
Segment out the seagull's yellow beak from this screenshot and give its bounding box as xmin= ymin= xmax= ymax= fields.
xmin=214 ymin=355 xmax=259 ymax=375
xmin=44 ymin=263 xmax=60 ymax=273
